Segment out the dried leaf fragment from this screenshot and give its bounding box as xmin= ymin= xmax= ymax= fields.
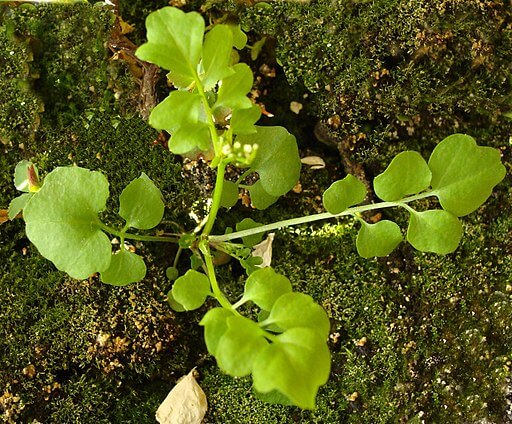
xmin=301 ymin=156 xmax=326 ymax=170
xmin=0 ymin=209 xmax=8 ymax=225
xmin=290 ymin=101 xmax=303 ymax=114
xmin=156 ymin=369 xmax=207 ymax=424
xmin=252 ymin=233 xmax=275 ymax=268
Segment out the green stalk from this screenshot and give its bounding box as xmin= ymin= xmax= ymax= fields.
xmin=209 ymin=191 xmax=435 ymax=243
xmin=193 ymin=75 xmax=222 ymax=158
xmin=199 ymin=240 xmax=239 ymax=314
xmin=97 ymin=222 xmax=179 ymax=243
xmin=202 ymin=159 xmax=228 ymax=236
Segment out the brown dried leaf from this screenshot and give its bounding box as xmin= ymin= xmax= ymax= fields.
xmin=0 ymin=209 xmax=9 ymax=225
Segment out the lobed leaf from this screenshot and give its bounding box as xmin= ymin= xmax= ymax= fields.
xmin=135 ymin=7 xmax=204 ymax=89
xmin=202 ymin=25 xmax=234 ymax=90
xmin=169 ymin=124 xmax=211 ymax=154
xmin=240 ymin=126 xmax=301 ymax=197
xmin=356 ymin=220 xmax=402 ymax=258
xmin=322 ymin=174 xmax=367 ymax=214
xmin=407 ymin=209 xmax=463 ymax=254
xmin=172 ymin=269 xmax=212 ymax=311
xmin=252 ymin=328 xmax=331 ymax=410
xmin=428 ymin=134 xmax=506 ymax=216
xmin=242 ymin=268 xmax=292 ymax=311
xmin=101 ymin=249 xmax=146 ymax=286
xmin=23 ymin=167 xmax=111 ymax=279
xmin=119 ymin=173 xmax=164 ymax=230
xmin=227 ymin=23 xmax=247 ymax=50
xmin=8 ymin=193 xmax=32 ymax=220
xmin=262 ymin=292 xmax=330 ymax=340
xmin=248 ymin=180 xmax=279 ymax=210
xmin=200 ymin=307 xmax=233 ymax=356
xmin=215 ymin=63 xmax=254 ymax=111
xmin=149 ymin=91 xmax=204 ymax=133
xmin=215 ymin=315 xmax=268 ymax=377
xmin=230 ymin=105 xmax=261 ymax=135
xmin=374 ymin=151 xmax=432 ymax=201
xmin=235 ymin=217 xmax=264 ymax=247
xmin=148 ymin=91 xmax=210 ymax=154
xmin=220 ymin=180 xmax=239 ymax=209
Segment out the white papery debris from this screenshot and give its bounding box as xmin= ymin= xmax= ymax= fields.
xmin=252 ymin=233 xmax=275 ymax=268
xmin=155 ymin=369 xmax=207 ymax=424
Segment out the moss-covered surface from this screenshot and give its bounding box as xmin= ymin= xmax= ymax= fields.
xmin=1 ymin=1 xmax=511 ymax=423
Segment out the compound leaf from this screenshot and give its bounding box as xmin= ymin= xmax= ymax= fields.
xmin=148 ymin=91 xmax=210 ymax=154
xmin=202 ymin=24 xmax=234 ymax=90
xmin=101 ymin=249 xmax=146 ymax=286
xmin=23 ymin=167 xmax=111 ymax=279
xmin=200 ymin=307 xmax=233 ymax=356
xmin=235 ymin=217 xmax=263 ymax=247
xmin=263 ymin=292 xmax=330 ymax=340
xmin=172 ymin=270 xmax=211 ymax=311
xmin=252 ymin=328 xmax=330 ymax=410
xmin=428 ymin=134 xmax=506 ymax=216
xmin=8 ymin=193 xmax=32 ymax=220
xmin=135 ymin=7 xmax=204 ymax=89
xmin=407 ymin=209 xmax=463 ymax=254
xmin=240 ymin=126 xmax=301 ymax=197
xmin=242 ymin=267 xmax=292 ymax=311
xmin=322 ymin=174 xmax=366 ymax=214
xmin=356 ymin=220 xmax=402 ymax=258
xmin=374 ymin=151 xmax=432 ymax=201
xmin=119 ymin=173 xmax=164 ymax=230
xmin=215 ymin=315 xmax=268 ymax=377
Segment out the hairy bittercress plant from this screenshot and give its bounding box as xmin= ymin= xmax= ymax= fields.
xmin=8 ymin=7 xmax=506 ymax=410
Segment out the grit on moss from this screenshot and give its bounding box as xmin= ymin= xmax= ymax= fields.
xmin=1 ymin=1 xmax=512 ymax=423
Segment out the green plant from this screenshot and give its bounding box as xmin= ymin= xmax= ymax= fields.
xmin=8 ymin=7 xmax=506 ymax=410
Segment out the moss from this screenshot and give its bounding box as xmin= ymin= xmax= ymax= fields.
xmin=0 ymin=3 xmax=199 ymax=422
xmin=0 ymin=20 xmax=42 ymax=146
xmin=219 ymin=0 xmax=512 ymax=161
xmin=1 ymin=1 xmax=512 ymax=422
xmin=2 ymin=3 xmax=115 ymax=126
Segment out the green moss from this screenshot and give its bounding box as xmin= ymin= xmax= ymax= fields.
xmin=0 ymin=23 xmax=42 ymax=146
xmin=224 ymin=0 xmax=512 ymax=159
xmin=0 ymin=4 xmax=200 ymax=422
xmin=1 ymin=1 xmax=511 ymax=422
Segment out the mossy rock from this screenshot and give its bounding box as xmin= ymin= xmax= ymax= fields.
xmin=1 ymin=1 xmax=511 ymax=422
xmin=214 ymin=0 xmax=512 ymax=161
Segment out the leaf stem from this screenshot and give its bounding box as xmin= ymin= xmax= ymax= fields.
xmin=202 ymin=159 xmax=228 ymax=236
xmin=199 ymin=240 xmax=240 ymax=315
xmin=209 ymin=190 xmax=435 ymax=242
xmin=235 ymin=169 xmax=253 ymax=185
xmin=97 ymin=222 xmax=179 ymax=243
xmin=193 ymin=75 xmax=222 ymax=158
